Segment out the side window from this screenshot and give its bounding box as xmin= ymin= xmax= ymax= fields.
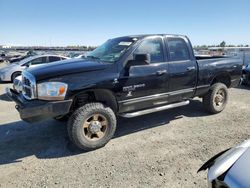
xmin=134 ymin=38 xmax=164 ymax=63
xmin=48 ymin=56 xmax=61 ymax=63
xmin=167 ymin=38 xmax=190 ymax=61
xmin=29 ymin=57 xmax=47 ymax=65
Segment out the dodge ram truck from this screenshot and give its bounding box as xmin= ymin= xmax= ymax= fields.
xmin=6 ymin=34 xmax=242 ymax=150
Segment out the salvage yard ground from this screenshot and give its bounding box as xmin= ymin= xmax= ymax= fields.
xmin=0 ymin=77 xmax=250 ymax=187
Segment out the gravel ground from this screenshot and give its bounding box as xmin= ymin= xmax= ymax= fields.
xmin=0 ymin=80 xmax=249 ymax=188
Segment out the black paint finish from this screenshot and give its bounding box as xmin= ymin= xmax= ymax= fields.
xmin=21 ymin=34 xmax=243 ymax=116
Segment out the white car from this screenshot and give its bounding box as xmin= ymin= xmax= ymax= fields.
xmin=199 ymin=139 xmax=250 ymax=188
xmin=0 ymin=54 xmax=69 ymax=82
xmin=74 ymin=53 xmax=88 ymax=59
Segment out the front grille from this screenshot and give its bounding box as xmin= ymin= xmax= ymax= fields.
xmin=22 ymin=71 xmax=36 ymax=100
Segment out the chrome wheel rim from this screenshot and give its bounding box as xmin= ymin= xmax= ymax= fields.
xmin=83 ymin=114 xmax=108 ymax=141
xmin=214 ymin=89 xmax=225 ymax=107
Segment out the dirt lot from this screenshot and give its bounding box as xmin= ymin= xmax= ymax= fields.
xmin=0 ymin=80 xmax=250 ymax=188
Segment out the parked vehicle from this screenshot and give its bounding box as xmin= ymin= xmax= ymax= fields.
xmin=0 ymin=54 xmax=69 ymax=82
xmin=6 ymin=34 xmax=242 ymax=150
xmin=8 ymin=56 xmax=28 ymax=63
xmin=242 ymin=64 xmax=250 ymax=85
xmin=0 ymin=57 xmax=5 ymax=63
xmin=0 ymin=52 xmax=6 ymax=63
xmin=225 ymin=47 xmax=250 ymax=68
xmin=74 ymin=54 xmax=87 ymax=59
xmin=209 ymin=47 xmax=250 ymax=68
xmin=198 ymin=139 xmax=250 ymax=188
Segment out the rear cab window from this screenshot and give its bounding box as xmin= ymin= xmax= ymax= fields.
xmin=166 ymin=37 xmax=190 ymax=61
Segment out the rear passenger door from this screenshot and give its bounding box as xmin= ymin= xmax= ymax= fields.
xmin=165 ymin=37 xmax=197 ymax=101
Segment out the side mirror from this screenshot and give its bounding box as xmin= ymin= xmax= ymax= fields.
xmin=134 ymin=54 xmax=151 ymax=64
xmin=126 ymin=54 xmax=151 ymax=68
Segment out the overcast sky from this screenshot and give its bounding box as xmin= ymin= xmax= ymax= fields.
xmin=0 ymin=0 xmax=250 ymax=46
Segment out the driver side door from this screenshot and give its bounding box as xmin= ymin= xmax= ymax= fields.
xmin=117 ymin=37 xmax=169 ymax=113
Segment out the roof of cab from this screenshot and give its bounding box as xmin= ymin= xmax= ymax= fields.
xmin=118 ymin=34 xmax=188 ymax=39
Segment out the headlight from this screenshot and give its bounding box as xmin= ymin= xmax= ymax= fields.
xmin=37 ymin=82 xmax=68 ymax=100
xmin=13 ymin=75 xmax=23 ymax=93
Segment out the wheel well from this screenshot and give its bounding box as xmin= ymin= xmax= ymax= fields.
xmin=211 ymin=74 xmax=231 ymax=88
xmin=11 ymin=71 xmax=22 ymax=81
xmin=72 ymin=89 xmax=118 ymax=112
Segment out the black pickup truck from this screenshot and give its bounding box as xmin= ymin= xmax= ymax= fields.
xmin=6 ymin=34 xmax=242 ymax=150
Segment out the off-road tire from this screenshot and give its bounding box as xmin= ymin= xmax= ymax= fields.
xmin=203 ymin=83 xmax=228 ymax=114
xmin=67 ymin=102 xmax=116 ymax=151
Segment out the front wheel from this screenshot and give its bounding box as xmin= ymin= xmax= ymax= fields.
xmin=67 ymin=103 xmax=117 ymax=151
xmin=203 ymin=83 xmax=228 ymax=114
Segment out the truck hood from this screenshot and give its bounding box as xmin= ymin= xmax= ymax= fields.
xmin=27 ymin=59 xmax=109 ymax=81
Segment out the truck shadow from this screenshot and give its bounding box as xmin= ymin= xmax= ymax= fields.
xmin=237 ymin=85 xmax=250 ymax=90
xmin=0 ymin=99 xmax=209 ymax=165
xmin=0 ymin=93 xmax=12 ymax=102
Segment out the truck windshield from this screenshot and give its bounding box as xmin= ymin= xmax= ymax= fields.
xmin=87 ymin=37 xmax=136 ymax=63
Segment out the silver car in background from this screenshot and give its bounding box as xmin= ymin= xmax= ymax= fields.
xmin=0 ymin=54 xmax=69 ymax=82
xmin=198 ymin=139 xmax=250 ymax=188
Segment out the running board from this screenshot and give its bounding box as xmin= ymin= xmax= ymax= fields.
xmin=119 ymin=100 xmax=190 ymax=118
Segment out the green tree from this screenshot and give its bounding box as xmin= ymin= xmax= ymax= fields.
xmin=219 ymin=41 xmax=226 ymax=47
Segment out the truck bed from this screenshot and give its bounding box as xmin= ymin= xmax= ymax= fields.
xmin=195 ymin=56 xmax=242 ymax=91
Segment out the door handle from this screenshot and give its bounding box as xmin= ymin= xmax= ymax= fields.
xmin=187 ymin=66 xmax=196 ymax=71
xmin=156 ymin=70 xmax=167 ymax=76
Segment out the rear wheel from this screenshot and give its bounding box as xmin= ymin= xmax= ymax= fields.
xmin=67 ymin=103 xmax=116 ymax=151
xmin=203 ymin=83 xmax=228 ymax=114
